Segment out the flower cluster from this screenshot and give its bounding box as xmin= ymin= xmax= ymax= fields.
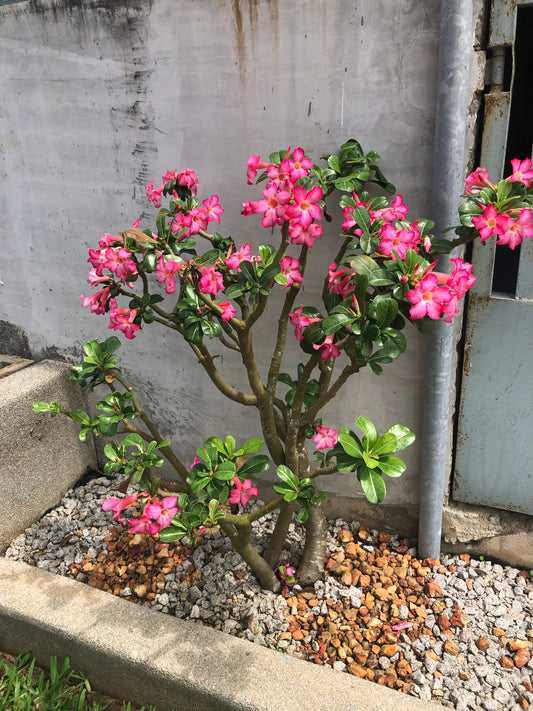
xmin=102 ymin=493 xmax=179 ymax=534
xmin=242 ymin=147 xmax=323 ymax=248
xmin=465 ymin=160 xmax=533 ymax=250
xmin=406 ymin=258 xmax=476 ymax=322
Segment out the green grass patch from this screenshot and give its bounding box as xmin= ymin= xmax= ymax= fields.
xmin=0 ymin=652 xmax=157 ymax=711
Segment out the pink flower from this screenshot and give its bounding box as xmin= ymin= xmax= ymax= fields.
xmin=289 ymin=305 xmax=322 ymax=341
xmin=155 ymin=257 xmax=182 ymax=294
xmin=246 ymin=155 xmax=268 ymax=185
xmin=252 ymin=185 xmax=292 ymax=228
xmin=189 ymin=454 xmax=201 ymax=469
xmin=170 ymin=211 xmax=192 ymax=240
xmin=311 ymin=425 xmax=338 ymax=450
xmin=87 ymin=248 xmax=108 ymax=275
xmin=494 ymin=209 xmax=533 ymax=250
xmin=508 ymin=158 xmax=533 ymax=186
xmin=217 ymin=301 xmax=237 ymax=321
xmin=145 ymin=180 xmax=163 ymax=208
xmin=87 ymin=268 xmax=113 ymax=289
xmin=328 ymin=262 xmax=354 ymax=298
xmin=288 ymin=221 xmax=322 ymax=247
xmin=199 ymin=265 xmax=225 ymax=296
xmin=161 ymin=169 xmax=179 ymax=185
xmin=447 ymin=257 xmax=476 ymax=298
xmin=187 ymin=206 xmax=209 ymax=235
xmin=279 ymin=256 xmax=303 ymax=289
xmin=80 ymin=286 xmax=111 ymax=315
xmin=99 ymin=233 xmax=123 ymax=249
xmin=313 ymin=335 xmax=341 ymax=361
xmin=177 ymin=169 xmax=199 ymax=193
xmin=284 ymin=147 xmax=314 ymax=183
xmin=464 ymin=167 xmax=492 ymax=194
xmin=108 ymin=299 xmax=141 ymax=339
xmin=128 ymin=516 xmax=160 ymax=535
xmin=102 ymin=493 xmax=141 ymax=524
xmin=406 ymin=274 xmax=452 ymax=320
xmin=472 ymin=204 xmax=501 ymax=241
xmin=374 ymin=194 xmax=409 ymax=223
xmin=144 ymin=496 xmax=179 ymax=528
xmin=285 ymin=185 xmax=323 ymax=228
xmin=377 ymin=223 xmax=420 ymax=261
xmin=202 ymin=195 xmax=224 ymax=224
xmin=229 ymin=477 xmax=258 ymax=506
xmin=104 ymin=247 xmax=138 ymax=283
xmin=225 ymin=243 xmax=252 ymax=270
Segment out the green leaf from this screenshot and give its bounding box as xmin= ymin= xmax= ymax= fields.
xmin=224 ymin=435 xmax=235 ymax=457
xmin=224 ymin=283 xmax=246 ymax=300
xmin=237 ymin=437 xmax=263 ymax=456
xmin=327 ymin=154 xmax=341 ymax=173
xmin=378 ymin=456 xmax=406 ymax=478
xmin=237 ymin=455 xmax=271 ymax=476
xmin=213 ymin=461 xmax=236 ymax=481
xmin=276 ymin=464 xmax=299 ymax=488
xmin=142 ymin=252 xmax=157 ymax=273
xmin=353 ymin=206 xmax=372 ymax=234
xmin=362 ymin=451 xmax=380 ymax=469
xmin=356 ymin=415 xmax=378 ymax=449
xmin=383 ymin=424 xmax=416 ymax=451
xmin=337 ymin=433 xmax=363 ymax=459
xmin=159 ymin=524 xmax=188 ymax=542
xmin=239 ymin=260 xmax=257 ymax=283
xmin=371 ymin=432 xmax=398 ymax=457
xmin=277 ymin=372 xmax=295 ymax=387
xmin=297 ymin=506 xmax=310 ymax=523
xmin=303 ymin=320 xmax=325 ymax=344
xmin=259 ymin=263 xmax=281 ymax=284
xmin=350 ymin=255 xmax=379 ymax=276
xmin=334 ymin=452 xmax=359 ymax=473
xmin=273 ymin=482 xmax=297 ymax=499
xmin=321 ymin=312 xmax=354 ymax=335
xmin=201 ymin=320 xmax=222 ymax=339
xmin=359 ymin=466 xmax=386 ymax=504
xmin=184 ymin=321 xmax=203 ymax=344
xmin=376 ymin=299 xmax=398 ymax=329
xmin=122 ymin=433 xmax=145 ymax=450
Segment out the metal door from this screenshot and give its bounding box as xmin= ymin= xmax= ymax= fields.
xmin=453 ymin=0 xmax=533 ymax=515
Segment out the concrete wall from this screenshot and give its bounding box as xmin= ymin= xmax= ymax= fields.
xmin=0 ymin=0 xmax=444 ymax=529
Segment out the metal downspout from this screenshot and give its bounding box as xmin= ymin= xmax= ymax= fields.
xmin=418 ymin=1 xmax=473 ymax=559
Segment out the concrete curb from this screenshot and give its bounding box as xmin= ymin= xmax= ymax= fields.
xmin=0 ymin=359 xmax=98 ymax=551
xmin=0 ymin=558 xmax=445 ymax=711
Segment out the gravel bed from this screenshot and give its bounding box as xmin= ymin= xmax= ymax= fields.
xmin=4 ymin=473 xmax=533 ymax=710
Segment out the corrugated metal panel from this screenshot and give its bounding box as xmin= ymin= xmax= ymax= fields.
xmin=454 ymin=0 xmax=533 ymax=516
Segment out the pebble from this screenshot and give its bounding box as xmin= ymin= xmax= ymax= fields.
xmin=3 ymin=473 xmax=533 ymax=710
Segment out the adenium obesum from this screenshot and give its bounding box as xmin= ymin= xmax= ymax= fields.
xmin=37 ymin=141 xmax=533 ymax=592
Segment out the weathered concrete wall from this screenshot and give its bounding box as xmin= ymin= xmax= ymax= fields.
xmin=1 ymin=0 xmax=442 ymax=526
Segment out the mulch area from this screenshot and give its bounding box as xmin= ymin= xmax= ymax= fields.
xmin=66 ymin=522 xmax=532 ymax=697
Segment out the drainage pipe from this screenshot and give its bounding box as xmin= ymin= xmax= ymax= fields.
xmin=417 ymin=0 xmax=473 ymax=559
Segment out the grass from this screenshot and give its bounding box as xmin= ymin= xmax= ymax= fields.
xmin=0 ymin=652 xmax=156 ymax=711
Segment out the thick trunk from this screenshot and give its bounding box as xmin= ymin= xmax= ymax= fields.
xmin=263 ymin=502 xmax=295 ymax=569
xmin=220 ymin=520 xmax=281 ymax=592
xmin=297 ymin=498 xmax=328 ymax=586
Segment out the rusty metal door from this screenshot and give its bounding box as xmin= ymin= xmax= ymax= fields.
xmin=453 ymin=0 xmax=533 ymax=515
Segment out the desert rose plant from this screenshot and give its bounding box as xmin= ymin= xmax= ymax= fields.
xmin=35 ymin=142 xmax=533 ymax=591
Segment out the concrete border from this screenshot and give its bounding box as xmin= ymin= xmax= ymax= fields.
xmin=0 ymin=558 xmax=444 ymax=711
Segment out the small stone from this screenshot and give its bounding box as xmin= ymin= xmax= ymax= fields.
xmin=500 ymin=656 xmax=515 ymax=669
xmin=338 ymin=529 xmax=354 ymax=543
xmin=509 ymin=639 xmax=530 ymax=651
xmin=134 ymin=584 xmax=147 ymax=598
xmin=476 ymin=637 xmax=491 ymax=651
xmin=514 ymin=648 xmax=531 ymax=668
xmin=443 ymin=639 xmax=460 ymax=656
xmin=425 ymin=580 xmax=444 ymax=597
